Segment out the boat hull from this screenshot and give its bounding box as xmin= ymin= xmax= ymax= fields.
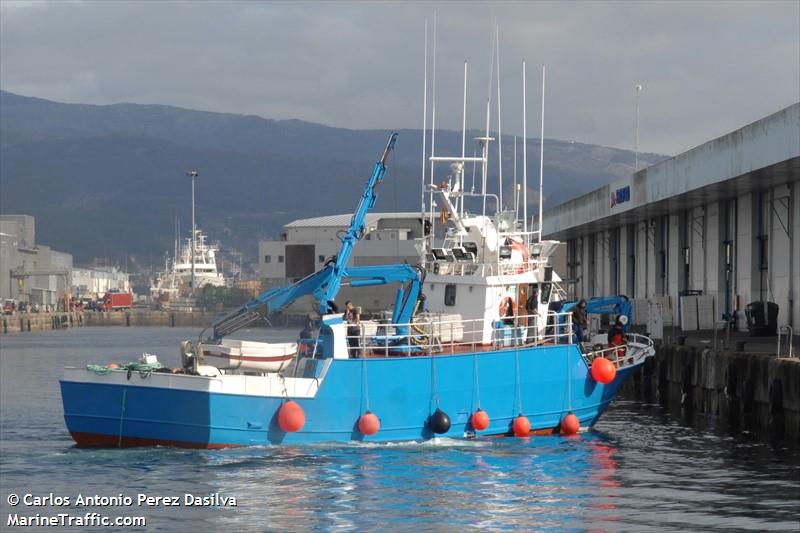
xmin=60 ymin=345 xmax=637 ymax=447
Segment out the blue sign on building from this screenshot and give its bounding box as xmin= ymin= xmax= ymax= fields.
xmin=611 ymin=185 xmax=631 ymax=208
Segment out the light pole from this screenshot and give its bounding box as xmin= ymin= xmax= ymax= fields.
xmin=634 ymin=84 xmax=643 ymax=170
xmin=186 ymin=170 xmax=198 ymax=296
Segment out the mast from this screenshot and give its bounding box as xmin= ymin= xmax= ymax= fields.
xmin=482 ymin=26 xmax=496 ymax=218
xmin=428 ymin=13 xmax=438 ymax=243
xmin=420 ymin=20 xmax=428 ymax=233
xmin=513 ymin=135 xmax=518 ymax=216
xmin=538 ymin=64 xmax=545 ymax=244
xmin=461 ymin=60 xmax=467 ymax=218
xmin=496 ymin=25 xmax=503 ymax=211
xmin=522 ymin=60 xmax=528 ymax=238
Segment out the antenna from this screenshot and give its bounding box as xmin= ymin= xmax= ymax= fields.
xmin=482 ymin=20 xmax=496 ymax=218
xmin=496 ymin=25 xmax=503 ymax=211
xmin=461 ymin=60 xmax=467 ymax=218
xmin=513 ymin=135 xmax=517 ymax=216
xmin=428 ymin=13 xmax=438 ymax=237
xmin=635 ymin=84 xmax=643 ymax=170
xmin=522 ymin=60 xmax=528 ymax=238
xmin=420 ymin=19 xmax=428 ymax=225
xmin=538 ymin=64 xmax=545 ymax=244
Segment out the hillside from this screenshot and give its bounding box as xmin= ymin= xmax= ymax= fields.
xmin=0 ymin=90 xmax=666 ymax=266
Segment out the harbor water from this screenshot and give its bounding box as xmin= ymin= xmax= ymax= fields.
xmin=1 ymin=327 xmax=798 ymax=531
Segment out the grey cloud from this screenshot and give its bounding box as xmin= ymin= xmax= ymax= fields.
xmin=1 ymin=1 xmax=797 ymax=155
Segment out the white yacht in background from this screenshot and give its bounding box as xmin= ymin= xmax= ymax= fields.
xmin=150 ymin=229 xmax=227 ymax=303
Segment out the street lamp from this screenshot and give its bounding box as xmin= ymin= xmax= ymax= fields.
xmin=186 ymin=170 xmax=198 ymax=296
xmin=634 ymin=84 xmax=643 ymax=170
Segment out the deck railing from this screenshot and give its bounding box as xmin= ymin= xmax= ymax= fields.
xmin=583 ymin=332 xmax=655 ymax=368
xmin=345 ymin=311 xmax=575 ymax=358
xmin=424 ymin=259 xmax=550 ymax=278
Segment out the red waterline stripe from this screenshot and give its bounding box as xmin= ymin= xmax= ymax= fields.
xmin=69 ymin=431 xmax=238 ymax=449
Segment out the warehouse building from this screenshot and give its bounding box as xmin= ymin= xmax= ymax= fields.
xmin=0 ymin=214 xmax=73 ymax=306
xmin=543 ymin=103 xmax=800 ymax=332
xmin=259 ymin=213 xmax=423 ymax=311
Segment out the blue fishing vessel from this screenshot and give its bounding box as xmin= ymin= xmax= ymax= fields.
xmin=60 ymin=57 xmax=655 ymax=447
xmin=60 ymin=131 xmax=654 ymax=447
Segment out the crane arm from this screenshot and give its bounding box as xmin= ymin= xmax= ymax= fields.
xmin=316 ymin=133 xmax=397 ymax=314
xmin=210 ymin=133 xmax=399 ymax=340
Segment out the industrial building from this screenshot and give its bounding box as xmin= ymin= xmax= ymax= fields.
xmin=543 ymin=103 xmax=800 ymax=332
xmin=71 ymin=266 xmax=131 ymax=299
xmin=0 ymin=215 xmax=73 ymax=306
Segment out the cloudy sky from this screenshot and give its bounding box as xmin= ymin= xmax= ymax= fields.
xmin=1 ymin=1 xmax=798 ymax=155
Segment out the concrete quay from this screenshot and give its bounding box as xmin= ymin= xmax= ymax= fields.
xmin=1 ymin=310 xmax=221 ymax=334
xmin=624 ymin=340 xmax=800 ymax=442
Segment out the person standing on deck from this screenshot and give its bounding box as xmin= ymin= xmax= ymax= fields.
xmin=344 ymin=300 xmax=361 ymax=358
xmin=572 ymin=298 xmax=589 ymax=344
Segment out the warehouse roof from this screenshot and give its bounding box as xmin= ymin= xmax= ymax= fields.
xmin=543 ymin=102 xmax=800 ymax=240
xmin=285 ymin=212 xmax=422 ymax=229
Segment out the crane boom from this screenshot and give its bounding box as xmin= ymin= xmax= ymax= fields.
xmin=209 ymin=133 xmax=406 ymax=340
xmin=315 ymin=132 xmax=397 ymax=314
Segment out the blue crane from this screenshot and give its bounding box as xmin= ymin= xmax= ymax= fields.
xmin=209 ymin=132 xmax=424 ymax=341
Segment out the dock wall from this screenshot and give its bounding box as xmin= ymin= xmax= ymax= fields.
xmin=625 ymin=343 xmax=800 ymax=442
xmin=1 ymin=310 xmax=220 ymax=334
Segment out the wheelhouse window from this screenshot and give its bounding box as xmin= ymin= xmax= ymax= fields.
xmin=444 ymin=284 xmax=457 ymax=306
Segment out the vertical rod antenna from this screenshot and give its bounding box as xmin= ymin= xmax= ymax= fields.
xmin=496 ymin=25 xmax=503 ymax=211
xmin=538 ymin=64 xmax=545 ymax=244
xmin=482 ymin=22 xmax=496 ymax=218
xmin=522 ymin=60 xmax=528 ymax=237
xmin=461 ymin=60 xmax=468 ymax=218
xmin=428 ymin=13 xmax=438 ymax=237
xmin=420 ymin=19 xmax=428 ymax=229
xmin=513 ymin=135 xmax=518 ymax=217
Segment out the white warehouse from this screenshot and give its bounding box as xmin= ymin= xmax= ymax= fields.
xmin=543 ymin=103 xmax=800 ymax=332
xmin=259 ymin=212 xmax=424 ymax=311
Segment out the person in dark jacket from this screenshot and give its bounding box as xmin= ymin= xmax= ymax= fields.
xmin=344 ymin=300 xmax=361 ymax=358
xmin=572 ymin=298 xmax=589 ymax=343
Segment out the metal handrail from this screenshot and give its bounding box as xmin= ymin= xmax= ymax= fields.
xmin=777 ymin=326 xmax=795 ymax=358
xmin=348 ymin=311 xmax=575 ymax=358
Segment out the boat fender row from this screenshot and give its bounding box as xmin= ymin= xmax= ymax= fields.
xmin=276 ymin=403 xmax=581 ymax=438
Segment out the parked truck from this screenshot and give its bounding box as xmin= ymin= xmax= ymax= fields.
xmin=99 ymin=292 xmax=132 ymax=311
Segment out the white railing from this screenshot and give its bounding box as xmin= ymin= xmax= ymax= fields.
xmin=583 ymin=332 xmax=655 ymax=369
xmin=345 ymin=312 xmax=575 ymax=358
xmin=424 ymin=259 xmax=549 ymax=278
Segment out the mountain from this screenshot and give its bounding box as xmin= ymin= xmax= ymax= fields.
xmin=0 ymin=90 xmax=666 ymax=267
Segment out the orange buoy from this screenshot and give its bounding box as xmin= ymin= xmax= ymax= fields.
xmin=591 ymin=357 xmax=617 ymax=384
xmin=471 ymin=409 xmax=490 ymax=431
xmin=512 ymin=415 xmax=531 ymax=437
xmin=561 ymin=413 xmax=580 ymax=436
xmin=358 ymin=411 xmax=380 ymax=435
xmin=277 ymin=400 xmax=305 ymax=432
xmin=106 ymin=363 xmax=119 ymax=370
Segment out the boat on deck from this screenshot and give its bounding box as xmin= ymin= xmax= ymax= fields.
xmin=60 ymin=58 xmax=655 ymax=448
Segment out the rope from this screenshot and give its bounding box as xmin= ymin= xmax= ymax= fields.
xmin=472 ymin=350 xmax=482 ymax=410
xmin=431 ymin=353 xmax=440 ymax=408
xmin=567 ymin=347 xmax=573 ymax=412
xmin=117 ymin=388 xmax=127 ymax=448
xmin=362 ymin=352 xmax=370 ymax=412
xmin=514 ymin=347 xmax=523 ymax=415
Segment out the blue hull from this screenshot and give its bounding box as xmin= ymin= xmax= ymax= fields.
xmin=61 ymin=345 xmax=636 ymax=447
